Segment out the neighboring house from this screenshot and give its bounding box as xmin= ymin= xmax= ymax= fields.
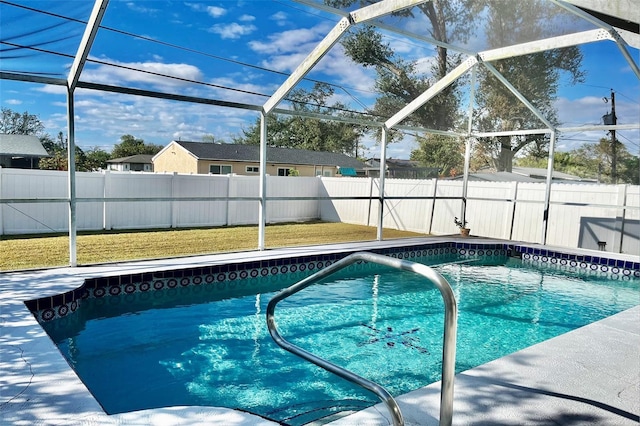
xmin=152 ymin=141 xmax=365 ymax=177
xmin=449 ymin=167 xmax=597 ymax=183
xmin=511 ymin=166 xmax=597 ymax=183
xmin=0 ymin=133 xmax=49 ymax=169
xmin=107 ymin=155 xmax=154 ymax=172
xmin=365 ymin=158 xmax=440 ymax=179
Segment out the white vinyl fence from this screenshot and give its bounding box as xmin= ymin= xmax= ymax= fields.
xmin=1 ymin=167 xmax=638 ymax=255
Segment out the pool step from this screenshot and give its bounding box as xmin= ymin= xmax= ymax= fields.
xmin=266 ymin=398 xmax=374 ymax=425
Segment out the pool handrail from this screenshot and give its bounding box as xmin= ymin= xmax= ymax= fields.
xmin=266 ymin=251 xmax=458 ymax=426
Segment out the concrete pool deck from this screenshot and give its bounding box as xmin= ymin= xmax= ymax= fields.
xmin=1 ymin=237 xmax=638 ymax=425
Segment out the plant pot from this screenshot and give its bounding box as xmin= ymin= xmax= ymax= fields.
xmin=459 ymin=228 xmax=470 ymax=237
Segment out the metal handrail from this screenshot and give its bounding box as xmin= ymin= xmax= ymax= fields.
xmin=266 ymin=251 xmax=458 ymax=426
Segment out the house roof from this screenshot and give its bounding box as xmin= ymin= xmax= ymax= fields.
xmin=449 ymin=168 xmax=597 ymax=183
xmin=366 ymin=158 xmax=422 ymax=169
xmin=449 ymin=171 xmax=543 ymax=183
xmin=511 ymin=166 xmax=590 ymax=181
xmin=0 ymin=134 xmax=49 ymax=157
xmin=171 ymin=141 xmax=365 ymax=169
xmin=107 ymin=154 xmax=154 ymax=164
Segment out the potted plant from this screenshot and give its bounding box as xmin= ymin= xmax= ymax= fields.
xmin=454 ymin=217 xmax=470 ymax=237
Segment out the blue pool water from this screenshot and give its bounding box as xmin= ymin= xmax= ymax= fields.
xmin=42 ymin=256 xmax=639 ymax=424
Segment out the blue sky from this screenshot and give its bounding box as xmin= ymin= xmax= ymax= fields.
xmin=1 ymin=0 xmax=638 ymax=159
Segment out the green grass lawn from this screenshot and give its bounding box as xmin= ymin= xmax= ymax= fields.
xmin=0 ymin=222 xmax=424 ymax=271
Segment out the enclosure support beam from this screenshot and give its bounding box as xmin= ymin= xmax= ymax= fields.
xmin=481 ymin=62 xmax=556 ymax=130
xmin=480 ymin=29 xmax=608 ymax=62
xmin=258 ymin=112 xmax=268 ymax=250
xmin=385 ymin=57 xmax=478 ymax=129
xmin=461 ymin=66 xmax=477 ymax=229
xmin=552 ymin=0 xmax=640 ymax=78
xmin=262 ymin=17 xmax=349 ymax=114
xmin=66 ymin=90 xmax=78 ymax=266
xmin=67 ymin=0 xmax=109 ymax=91
xmin=295 ymin=0 xmax=474 ymax=55
xmin=64 ymin=0 xmax=109 ymax=266
xmin=263 ymin=0 xmax=426 ymax=114
xmin=541 ymin=130 xmax=557 ymax=245
xmin=377 ymin=128 xmax=389 ymax=241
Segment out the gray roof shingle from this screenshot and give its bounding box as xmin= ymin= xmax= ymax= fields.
xmin=107 ymin=154 xmax=154 ymax=164
xmin=0 ymin=134 xmax=49 ymax=157
xmin=174 ymin=141 xmax=365 ymax=169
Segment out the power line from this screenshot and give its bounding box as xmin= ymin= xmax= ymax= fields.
xmin=576 ymin=83 xmax=640 ymax=106
xmin=1 ymin=0 xmax=379 ymax=104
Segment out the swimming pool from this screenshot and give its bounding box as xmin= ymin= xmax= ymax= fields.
xmin=33 ymin=243 xmax=639 ymax=425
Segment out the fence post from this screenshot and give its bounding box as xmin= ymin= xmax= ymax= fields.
xmin=171 ymin=172 xmax=179 ymax=228
xmin=508 ymin=181 xmax=519 ymax=240
xmin=0 ymin=166 xmax=3 ymax=236
xmin=367 ymin=176 xmax=374 ymax=227
xmin=428 ymin=177 xmax=438 ymax=235
xmin=226 ymin=174 xmax=232 ymax=226
xmin=103 ymin=170 xmax=110 ymax=230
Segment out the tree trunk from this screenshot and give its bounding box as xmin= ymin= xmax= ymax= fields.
xmin=496 ymin=136 xmax=514 ymax=172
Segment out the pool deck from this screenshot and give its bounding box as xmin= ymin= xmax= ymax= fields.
xmin=1 ymin=237 xmax=638 ymax=425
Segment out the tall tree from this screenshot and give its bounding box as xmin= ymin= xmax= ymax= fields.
xmin=38 ymin=131 xmax=109 ymax=171
xmin=84 ymin=147 xmax=111 ymax=171
xmin=0 ymin=107 xmax=44 ymax=135
xmin=326 ymin=0 xmax=483 ymax=173
xmin=571 ymin=138 xmax=637 ymax=184
xmin=202 ymin=134 xmax=224 ymax=143
xmin=411 ymin=134 xmax=464 ymax=177
xmin=0 ymin=108 xmax=109 ymax=171
xmin=515 ymin=138 xmax=638 ymax=185
xmin=474 ymin=0 xmax=584 ymax=171
xmin=234 ymin=83 xmax=365 ymax=156
xmin=111 ymin=134 xmax=163 ymax=158
xmin=329 ymin=0 xmax=481 ymax=141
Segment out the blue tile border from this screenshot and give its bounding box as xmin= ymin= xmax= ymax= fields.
xmin=26 ymin=241 xmax=638 ymax=322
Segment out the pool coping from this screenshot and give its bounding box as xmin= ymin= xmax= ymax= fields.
xmin=1 ymin=236 xmax=638 ymax=425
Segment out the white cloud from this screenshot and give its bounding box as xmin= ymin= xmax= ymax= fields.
xmin=207 ymin=76 xmax=272 ymax=102
xmin=63 ymin=92 xmax=258 ymax=149
xmin=5 ymin=99 xmax=22 ymax=105
xmin=556 ymin=96 xmax=613 ymax=127
xmin=184 ymin=3 xmax=226 ymax=17
xmin=555 ymin=96 xmax=640 ymax=152
xmin=36 ymin=85 xmax=67 ymax=95
xmin=239 ymin=14 xmax=255 ymax=22
xmin=126 ymin=2 xmax=159 ymax=14
xmin=80 ymin=58 xmax=204 ymax=90
xmin=208 ymin=23 xmax=257 ymax=39
xmin=270 ymin=11 xmax=288 ymax=26
xmin=206 ymin=6 xmax=226 ymax=18
xmin=414 ymin=56 xmax=437 ymax=75
xmin=248 ymin=24 xmax=331 ymax=55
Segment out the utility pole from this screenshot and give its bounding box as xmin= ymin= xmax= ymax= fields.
xmin=610 ymin=90 xmax=617 ymax=184
xmin=603 ymin=90 xmax=618 ymax=183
